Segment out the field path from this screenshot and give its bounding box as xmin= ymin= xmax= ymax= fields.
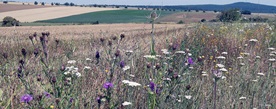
xmin=0 ymin=6 xmax=119 ymax=22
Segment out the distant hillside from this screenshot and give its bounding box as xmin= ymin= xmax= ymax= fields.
xmin=137 ymin=2 xmax=276 ymax=13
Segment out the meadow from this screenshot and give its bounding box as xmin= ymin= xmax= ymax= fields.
xmin=0 ymin=21 xmax=275 ymax=109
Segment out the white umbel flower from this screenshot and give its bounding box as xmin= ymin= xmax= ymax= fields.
xmin=249 ymin=39 xmax=258 ymax=42
xmin=268 ymin=47 xmax=275 ymax=50
xmin=123 ymin=65 xmax=130 ymax=71
xmin=268 ymin=58 xmax=275 ymax=62
xmin=122 ymin=101 xmax=132 ymax=106
xmin=257 ymin=73 xmax=265 ymax=76
xmin=216 ymin=56 xmax=226 ymax=59
xmin=222 ymin=52 xmax=228 ymax=55
xmin=185 ymin=95 xmax=192 ymax=100
xmin=239 ymin=96 xmax=246 ymax=100
xmin=219 ymin=68 xmax=228 ymax=72
xmin=67 ymin=60 xmax=76 ymax=64
xmin=175 ymin=51 xmax=186 ymax=54
xmin=122 ymin=80 xmax=141 ymax=87
xmin=216 ymin=64 xmax=225 ymax=68
xmin=76 ymin=72 xmax=81 ymax=77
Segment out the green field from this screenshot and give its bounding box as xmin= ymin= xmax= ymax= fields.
xmin=36 ymin=9 xmax=176 ymax=24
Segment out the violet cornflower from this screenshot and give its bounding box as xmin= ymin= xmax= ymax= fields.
xmin=44 ymin=92 xmax=51 ymax=98
xmin=188 ymin=57 xmax=194 ymax=65
xmin=120 ymin=61 xmax=125 ymax=68
xmin=103 ymin=82 xmax=113 ymax=89
xmin=20 ymin=94 xmax=33 ymax=103
xmin=96 ymin=51 xmax=100 ymax=59
xmin=149 ymin=81 xmax=155 ymax=92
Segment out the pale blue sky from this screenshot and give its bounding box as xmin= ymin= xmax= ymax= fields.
xmin=16 ymin=0 xmax=276 ymax=6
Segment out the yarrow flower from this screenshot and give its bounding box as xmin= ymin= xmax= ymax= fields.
xmin=122 ymin=80 xmax=141 ymax=87
xmin=20 ymin=94 xmax=33 ymax=103
xmin=103 ymin=82 xmax=113 ymax=89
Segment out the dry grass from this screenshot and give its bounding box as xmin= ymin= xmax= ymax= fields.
xmin=0 ymin=6 xmax=119 ymax=22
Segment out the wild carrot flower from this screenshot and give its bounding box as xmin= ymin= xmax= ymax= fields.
xmin=103 ymin=82 xmax=113 ymax=89
xmin=20 ymin=94 xmax=33 ymax=103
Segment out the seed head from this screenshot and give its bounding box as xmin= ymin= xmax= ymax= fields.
xmin=96 ymin=51 xmax=100 ymax=59
xmin=21 ymin=48 xmax=27 ymax=58
xmin=120 ymin=34 xmax=125 ymax=40
xmin=29 ymin=35 xmax=33 ymax=41
xmin=2 ymin=53 xmax=8 ymax=59
xmin=115 ymin=50 xmax=120 ymax=57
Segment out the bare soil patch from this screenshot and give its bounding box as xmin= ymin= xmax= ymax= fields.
xmin=0 ymin=3 xmax=50 ymax=12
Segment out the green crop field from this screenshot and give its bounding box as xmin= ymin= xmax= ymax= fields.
xmin=36 ymin=9 xmax=176 ymax=24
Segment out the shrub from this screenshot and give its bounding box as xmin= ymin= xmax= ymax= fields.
xmin=3 ymin=1 xmax=8 ymax=4
xmin=218 ymin=9 xmax=241 ymax=22
xmin=41 ymin=2 xmax=45 ymax=6
xmin=2 ymin=16 xmax=20 ymax=27
xmin=34 ymin=1 xmax=38 ymax=5
xmin=241 ymin=10 xmax=251 ymax=15
xmin=177 ymin=20 xmax=184 ymax=24
xmin=201 ymin=19 xmax=206 ymax=22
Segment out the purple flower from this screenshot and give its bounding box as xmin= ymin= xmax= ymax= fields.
xmin=188 ymin=57 xmax=194 ymax=65
xmin=95 ymin=51 xmax=100 ymax=59
xmin=44 ymin=92 xmax=51 ymax=98
xmin=70 ymin=98 xmax=73 ymax=103
xmin=20 ymin=94 xmax=33 ymax=103
xmin=149 ymin=81 xmax=155 ymax=92
xmin=103 ymin=82 xmax=113 ymax=89
xmin=120 ymin=61 xmax=125 ymax=68
xmin=97 ymin=96 xmax=101 ymax=104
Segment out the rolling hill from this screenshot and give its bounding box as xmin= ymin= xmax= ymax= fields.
xmin=137 ymin=2 xmax=276 ymax=13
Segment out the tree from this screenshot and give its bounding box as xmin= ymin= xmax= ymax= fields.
xmin=2 ymin=16 xmax=20 ymax=27
xmin=218 ymin=9 xmax=241 ymax=22
xmin=70 ymin=2 xmax=74 ymax=6
xmin=51 ymin=2 xmax=54 ymax=6
xmin=3 ymin=1 xmax=8 ymax=4
xmin=201 ymin=19 xmax=206 ymax=22
xmin=34 ymin=1 xmax=38 ymax=5
xmin=241 ymin=10 xmax=251 ymax=15
xmin=41 ymin=2 xmax=45 ymax=6
xmin=64 ymin=2 xmax=69 ymax=6
xmin=55 ymin=3 xmax=60 ymax=6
